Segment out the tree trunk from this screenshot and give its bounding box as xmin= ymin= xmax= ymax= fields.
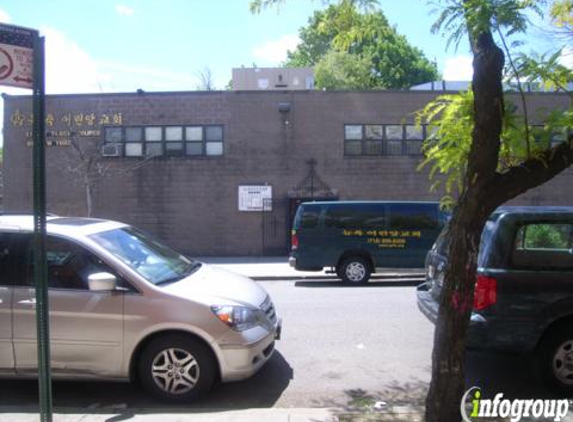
xmin=424 ymin=31 xmax=505 ymax=422
xmin=85 ymin=179 xmax=93 ymax=218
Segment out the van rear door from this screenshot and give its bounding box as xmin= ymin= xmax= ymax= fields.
xmin=292 ymin=204 xmax=325 ymax=270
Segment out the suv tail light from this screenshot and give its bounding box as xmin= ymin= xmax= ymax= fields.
xmin=291 ymin=230 xmax=298 ymax=250
xmin=473 ymin=275 xmax=497 ymax=310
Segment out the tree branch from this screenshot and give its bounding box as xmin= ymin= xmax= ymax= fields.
xmin=490 ymin=135 xmax=573 ymax=205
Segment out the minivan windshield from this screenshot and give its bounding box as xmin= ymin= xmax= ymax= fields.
xmin=90 ymin=227 xmax=200 ymax=285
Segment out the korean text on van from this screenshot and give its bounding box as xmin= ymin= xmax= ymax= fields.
xmin=289 ymin=201 xmax=448 ymax=284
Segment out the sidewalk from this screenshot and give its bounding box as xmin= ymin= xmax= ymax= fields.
xmin=0 ymin=406 xmax=424 ymax=422
xmin=198 ymin=256 xmax=424 ymax=281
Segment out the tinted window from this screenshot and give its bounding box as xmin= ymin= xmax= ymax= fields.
xmin=387 ymin=204 xmax=438 ymax=229
xmin=44 ymin=236 xmax=119 ymax=290
xmin=512 ymin=223 xmax=573 ymax=269
xmin=515 ymin=223 xmax=572 ymax=250
xmin=298 ymin=206 xmax=321 ymax=229
xmin=325 ymin=204 xmax=386 ymax=229
xmin=0 ymin=233 xmax=32 ymax=286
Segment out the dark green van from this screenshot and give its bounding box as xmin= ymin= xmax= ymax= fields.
xmin=289 ymin=201 xmax=448 ymax=284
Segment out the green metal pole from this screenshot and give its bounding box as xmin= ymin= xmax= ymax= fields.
xmin=32 ymin=34 xmax=52 ymax=422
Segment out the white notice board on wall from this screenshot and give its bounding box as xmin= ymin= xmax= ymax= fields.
xmin=238 ymin=185 xmax=272 ymax=211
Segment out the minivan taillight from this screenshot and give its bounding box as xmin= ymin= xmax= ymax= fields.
xmin=473 ymin=275 xmax=497 ymax=311
xmin=291 ymin=230 xmax=299 ymax=250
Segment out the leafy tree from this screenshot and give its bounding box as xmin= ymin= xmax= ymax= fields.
xmin=550 ymin=0 xmax=573 ymax=38
xmin=314 ymin=50 xmax=374 ymax=89
xmin=522 ymin=224 xmax=570 ymax=249
xmin=257 ymin=0 xmax=439 ymax=89
xmin=253 ymin=1 xmax=573 ymax=421
xmin=416 ymin=1 xmax=572 ymax=421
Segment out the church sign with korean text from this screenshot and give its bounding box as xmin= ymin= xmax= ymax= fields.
xmin=10 ymin=109 xmax=123 ymax=147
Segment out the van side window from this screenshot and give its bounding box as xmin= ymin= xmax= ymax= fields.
xmin=36 ymin=236 xmax=130 ymax=291
xmin=300 ymin=206 xmax=321 ymax=229
xmin=512 ymin=223 xmax=573 ymax=269
xmin=325 ymin=205 xmax=386 ymax=229
xmin=0 ymin=233 xmax=32 ymax=286
xmin=387 ymin=204 xmax=438 ymax=229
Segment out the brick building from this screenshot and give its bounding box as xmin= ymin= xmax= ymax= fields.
xmin=3 ymin=89 xmax=572 ymax=256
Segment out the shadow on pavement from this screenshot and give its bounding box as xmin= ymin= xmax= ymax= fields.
xmin=301 ymin=379 xmax=429 ymax=421
xmin=294 ymin=279 xmax=423 ymax=288
xmin=465 ymin=349 xmax=557 ymax=399
xmin=0 ymin=351 xmax=293 ymax=415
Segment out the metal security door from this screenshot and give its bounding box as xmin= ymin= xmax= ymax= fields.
xmin=262 ymin=198 xmax=289 ymax=256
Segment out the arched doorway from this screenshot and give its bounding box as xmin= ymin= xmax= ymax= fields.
xmin=262 ymin=159 xmax=337 ymax=256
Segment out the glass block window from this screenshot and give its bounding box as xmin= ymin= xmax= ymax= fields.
xmin=205 ymin=125 xmax=224 ymax=156
xmin=126 ymin=127 xmax=143 ymax=142
xmin=144 ymin=127 xmax=163 ymax=157
xmin=185 ymin=126 xmax=203 ymax=156
xmin=385 ymin=125 xmax=403 ymax=140
xmin=405 ymin=125 xmax=424 ymax=156
xmin=125 ymin=127 xmax=143 ymax=157
xmin=165 ymin=126 xmax=183 ymax=157
xmin=102 ymin=124 xmax=224 ymax=158
xmin=125 ymin=143 xmax=143 ymax=157
xmin=104 ymin=127 xmax=122 ymax=143
xmin=344 ymin=123 xmax=427 ymax=157
xmin=145 ymin=127 xmax=162 ymax=142
xmin=345 ymin=125 xmax=363 ymax=140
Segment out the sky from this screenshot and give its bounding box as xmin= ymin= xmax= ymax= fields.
xmin=0 ymin=0 xmax=566 ymax=146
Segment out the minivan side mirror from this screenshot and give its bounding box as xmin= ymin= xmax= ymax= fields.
xmin=88 ymin=272 xmax=117 ymax=292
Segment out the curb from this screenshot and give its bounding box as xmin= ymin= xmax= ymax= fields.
xmin=250 ymin=274 xmax=425 ymax=282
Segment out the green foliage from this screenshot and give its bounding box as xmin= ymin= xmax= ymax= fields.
xmin=514 ymin=50 xmax=573 ymax=97
xmin=417 ymin=85 xmax=572 ymax=200
xmin=431 ymin=0 xmax=544 ymax=49
xmin=550 ymin=0 xmax=573 ymax=33
xmin=520 ymin=224 xmax=571 ymax=249
xmin=416 ymin=90 xmax=474 ymax=201
xmin=284 ymin=1 xmax=439 ymax=89
xmin=249 ymin=0 xmax=379 ymax=14
xmin=417 ymin=0 xmax=572 ymax=202
xmin=314 ymin=50 xmax=374 ymax=89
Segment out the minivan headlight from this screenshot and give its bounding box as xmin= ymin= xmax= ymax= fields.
xmin=211 ymin=305 xmax=261 ymax=332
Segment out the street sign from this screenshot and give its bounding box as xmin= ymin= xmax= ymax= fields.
xmin=0 ymin=23 xmax=37 ymax=89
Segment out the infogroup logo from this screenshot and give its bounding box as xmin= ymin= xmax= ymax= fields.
xmin=460 ymin=387 xmax=570 ymax=422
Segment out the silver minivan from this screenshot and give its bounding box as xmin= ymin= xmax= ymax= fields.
xmin=0 ymin=215 xmax=281 ymax=402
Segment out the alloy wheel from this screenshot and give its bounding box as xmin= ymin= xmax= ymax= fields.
xmin=151 ymin=347 xmax=200 ymax=395
xmin=553 ymin=340 xmax=573 ymax=385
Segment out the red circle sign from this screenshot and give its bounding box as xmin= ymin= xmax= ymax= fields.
xmin=0 ymin=47 xmax=14 ymax=80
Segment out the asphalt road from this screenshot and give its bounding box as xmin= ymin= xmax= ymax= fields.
xmin=0 ymin=278 xmax=555 ymax=414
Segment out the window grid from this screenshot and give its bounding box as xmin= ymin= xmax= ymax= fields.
xmin=344 ymin=124 xmax=427 ymax=157
xmin=102 ymin=125 xmax=224 ymax=158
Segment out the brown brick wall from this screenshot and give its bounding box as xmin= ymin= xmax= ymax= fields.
xmin=3 ymin=90 xmax=572 ymax=256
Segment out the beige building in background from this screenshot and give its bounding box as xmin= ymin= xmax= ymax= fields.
xmin=232 ymin=67 xmax=314 ymax=90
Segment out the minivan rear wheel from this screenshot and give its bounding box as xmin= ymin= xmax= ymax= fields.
xmin=538 ymin=327 xmax=573 ymax=394
xmin=340 ymin=257 xmax=371 ymax=284
xmin=139 ymin=334 xmax=216 ymax=402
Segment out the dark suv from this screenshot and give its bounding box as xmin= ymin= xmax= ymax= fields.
xmin=417 ymin=206 xmax=573 ymax=393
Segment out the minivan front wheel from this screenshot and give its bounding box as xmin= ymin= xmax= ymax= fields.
xmin=538 ymin=327 xmax=573 ymax=394
xmin=340 ymin=257 xmax=371 ymax=284
xmin=139 ymin=334 xmax=216 ymax=402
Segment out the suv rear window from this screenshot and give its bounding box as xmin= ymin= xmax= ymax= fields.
xmin=512 ymin=222 xmax=573 ymax=269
